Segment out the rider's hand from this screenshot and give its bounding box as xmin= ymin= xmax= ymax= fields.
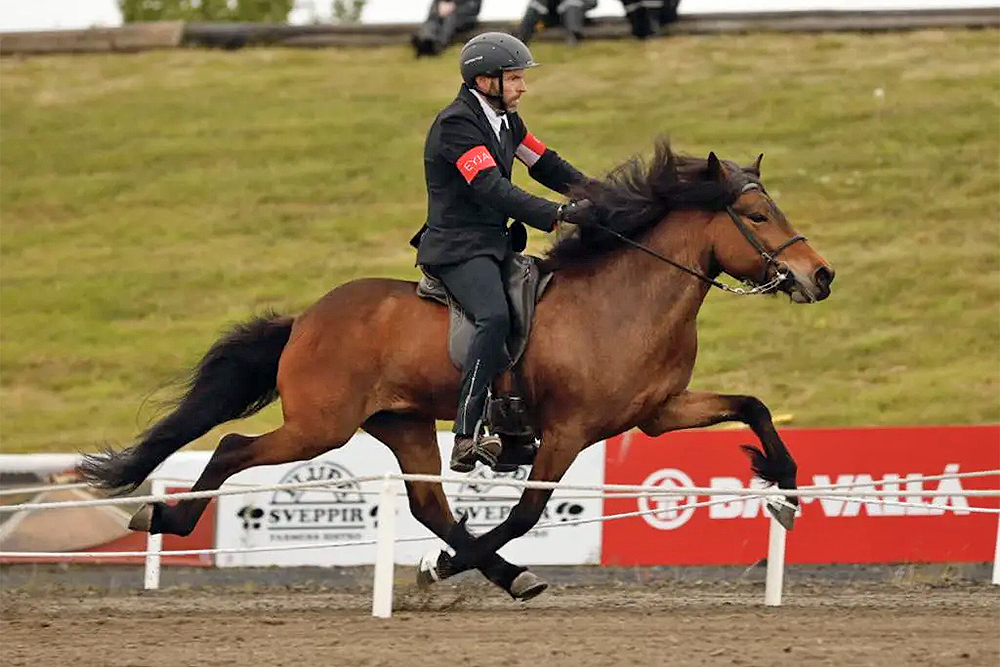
xmin=557 ymin=199 xmax=596 ymax=226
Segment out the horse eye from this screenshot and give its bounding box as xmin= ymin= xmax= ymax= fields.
xmin=748 ymin=213 xmax=768 ymax=223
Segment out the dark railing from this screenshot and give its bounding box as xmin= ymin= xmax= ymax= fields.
xmin=1 ymin=8 xmax=998 ymax=55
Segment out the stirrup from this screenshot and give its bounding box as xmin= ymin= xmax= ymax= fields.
xmin=474 ymin=433 xmax=502 ymax=468
xmin=492 ymin=434 xmax=539 ymax=473
xmin=486 ymin=394 xmax=534 ymax=437
xmin=450 ymin=418 xmax=502 ymax=473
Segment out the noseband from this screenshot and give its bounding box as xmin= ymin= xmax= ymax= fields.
xmin=726 ymin=182 xmax=807 ymax=288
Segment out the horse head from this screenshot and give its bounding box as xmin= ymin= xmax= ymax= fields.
xmin=706 ymin=152 xmax=834 ymax=303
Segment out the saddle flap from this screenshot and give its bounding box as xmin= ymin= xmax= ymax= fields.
xmin=415 ymin=254 xmax=553 ymax=371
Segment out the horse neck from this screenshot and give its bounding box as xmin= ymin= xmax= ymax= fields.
xmin=599 ymin=210 xmax=716 ymax=320
xmin=541 ymin=210 xmax=718 ymax=380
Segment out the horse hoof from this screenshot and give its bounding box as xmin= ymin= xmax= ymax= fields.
xmin=128 ymin=504 xmax=154 ymax=532
xmin=766 ymin=498 xmax=797 ymax=531
xmin=416 ymin=549 xmax=442 ymax=589
xmin=510 ymin=571 xmax=548 ymax=601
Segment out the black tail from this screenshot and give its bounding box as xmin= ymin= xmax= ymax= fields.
xmin=79 ymin=312 xmax=294 ymax=493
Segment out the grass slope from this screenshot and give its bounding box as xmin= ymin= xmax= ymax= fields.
xmin=1 ymin=28 xmax=997 ymax=453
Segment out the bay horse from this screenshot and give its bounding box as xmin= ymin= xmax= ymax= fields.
xmin=80 ymin=141 xmax=834 ymax=600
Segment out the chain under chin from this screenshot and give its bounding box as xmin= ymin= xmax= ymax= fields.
xmin=723 ymin=270 xmax=790 ymax=296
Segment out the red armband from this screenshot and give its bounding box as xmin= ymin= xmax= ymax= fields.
xmin=515 ymin=133 xmax=547 ymax=167
xmin=456 ymin=146 xmax=497 ymax=184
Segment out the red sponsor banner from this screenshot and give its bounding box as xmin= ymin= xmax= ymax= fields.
xmin=601 ymin=425 xmax=999 ymax=566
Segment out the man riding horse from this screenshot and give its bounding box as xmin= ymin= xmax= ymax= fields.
xmin=410 ymin=31 xmax=595 ymax=474
xmin=80 ymin=32 xmax=834 ymax=602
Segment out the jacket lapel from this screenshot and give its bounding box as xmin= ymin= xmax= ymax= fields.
xmin=458 ymin=87 xmax=511 ymax=178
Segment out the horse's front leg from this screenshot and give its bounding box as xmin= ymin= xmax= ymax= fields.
xmin=639 ymin=390 xmax=799 ymax=529
xmin=455 ymin=435 xmax=584 ymax=599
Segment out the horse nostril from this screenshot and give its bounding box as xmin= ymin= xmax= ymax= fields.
xmin=814 ymin=266 xmax=835 ymax=289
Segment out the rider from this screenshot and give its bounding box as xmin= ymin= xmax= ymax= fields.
xmin=410 ymin=31 xmax=594 ymax=472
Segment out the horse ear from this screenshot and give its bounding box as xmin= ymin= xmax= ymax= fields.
xmin=706 ymin=152 xmax=723 ymax=180
xmin=749 ymin=153 xmax=764 ymax=177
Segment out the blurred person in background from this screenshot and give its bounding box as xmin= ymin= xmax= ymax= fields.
xmin=412 ymin=0 xmax=483 ymax=57
xmin=622 ymin=0 xmax=681 ymax=39
xmin=516 ymin=0 xmax=598 ymax=46
xmin=409 ymin=32 xmax=595 ymax=471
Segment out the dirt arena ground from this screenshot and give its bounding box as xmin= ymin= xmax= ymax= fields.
xmin=1 ymin=566 xmax=997 ymax=667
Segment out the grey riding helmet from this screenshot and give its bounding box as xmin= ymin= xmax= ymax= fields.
xmin=459 ymin=32 xmax=538 ymax=86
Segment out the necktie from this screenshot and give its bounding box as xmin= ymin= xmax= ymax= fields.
xmin=498 ymin=119 xmax=510 ymax=163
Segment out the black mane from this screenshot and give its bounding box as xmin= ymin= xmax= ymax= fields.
xmin=540 ymin=139 xmax=750 ymax=272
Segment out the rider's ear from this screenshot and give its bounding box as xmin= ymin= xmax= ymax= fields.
xmin=706 ymin=152 xmax=724 ymax=180
xmin=748 ymin=153 xmax=764 ymax=177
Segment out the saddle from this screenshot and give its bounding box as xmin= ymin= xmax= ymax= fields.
xmin=416 ymin=253 xmax=554 ymax=437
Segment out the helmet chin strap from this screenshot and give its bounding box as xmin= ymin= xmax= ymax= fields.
xmin=476 ymin=74 xmax=507 ymax=113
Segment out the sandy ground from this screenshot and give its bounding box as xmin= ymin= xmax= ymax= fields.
xmin=1 ymin=566 xmax=998 ymax=667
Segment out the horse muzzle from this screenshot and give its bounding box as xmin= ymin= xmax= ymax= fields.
xmin=785 ymin=264 xmax=834 ymax=303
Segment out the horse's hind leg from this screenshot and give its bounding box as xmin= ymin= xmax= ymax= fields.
xmin=130 ymin=421 xmax=355 ymax=537
xmin=362 ymin=412 xmax=546 ymax=600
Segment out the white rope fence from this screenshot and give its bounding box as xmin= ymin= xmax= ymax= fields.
xmin=0 ymin=469 xmax=997 ymax=618
xmin=0 ymin=481 xmax=92 ymax=496
xmin=3 ymin=468 xmax=998 ymax=499
xmin=2 ymin=472 xmax=999 ymax=515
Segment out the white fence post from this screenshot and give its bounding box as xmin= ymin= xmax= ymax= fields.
xmin=371 ymin=474 xmax=396 ymax=618
xmin=143 ymin=479 xmax=164 ymax=591
xmin=764 ymin=514 xmax=786 ymax=606
xmin=992 ymin=511 xmax=1000 ymax=586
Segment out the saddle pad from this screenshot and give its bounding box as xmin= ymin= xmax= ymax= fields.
xmin=416 ymin=253 xmax=554 ymax=370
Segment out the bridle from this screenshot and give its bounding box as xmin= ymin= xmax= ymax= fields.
xmin=584 ymin=182 xmax=807 ymax=296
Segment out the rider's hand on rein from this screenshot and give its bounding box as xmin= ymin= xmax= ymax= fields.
xmin=557 ymin=199 xmax=597 ymax=227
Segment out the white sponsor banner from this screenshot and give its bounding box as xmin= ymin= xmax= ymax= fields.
xmin=152 ymin=432 xmax=604 ymax=567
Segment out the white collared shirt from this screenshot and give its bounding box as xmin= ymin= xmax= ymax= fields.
xmin=469 ymin=87 xmax=509 ymax=141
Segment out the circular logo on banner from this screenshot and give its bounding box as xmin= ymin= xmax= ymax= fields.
xmin=638 ymin=468 xmax=698 ymax=530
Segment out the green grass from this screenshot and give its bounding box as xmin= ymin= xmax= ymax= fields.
xmin=1 ymin=29 xmax=998 ymax=453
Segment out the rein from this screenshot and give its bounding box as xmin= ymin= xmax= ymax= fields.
xmin=584 ymin=184 xmax=806 ymax=296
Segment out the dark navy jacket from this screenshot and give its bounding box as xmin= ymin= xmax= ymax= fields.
xmin=411 ymin=85 xmax=585 ymax=267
